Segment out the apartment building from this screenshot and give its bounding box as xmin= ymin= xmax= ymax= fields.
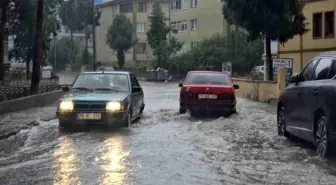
xmin=95 ymin=0 xmax=171 ymax=67
xmin=95 ymin=0 xmax=228 ymax=67
xmin=170 ymin=0 xmax=228 ymax=54
xmin=278 ymin=0 xmax=336 ymax=73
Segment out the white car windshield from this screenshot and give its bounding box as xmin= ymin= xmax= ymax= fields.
xmin=72 ymin=73 xmax=130 ymax=92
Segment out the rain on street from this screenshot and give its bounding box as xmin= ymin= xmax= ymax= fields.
xmin=1 ymin=82 xmax=336 ymax=185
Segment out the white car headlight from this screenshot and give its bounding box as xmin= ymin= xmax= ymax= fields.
xmin=59 ymin=100 xmax=74 ymax=111
xmin=106 ymin=101 xmax=123 ymax=111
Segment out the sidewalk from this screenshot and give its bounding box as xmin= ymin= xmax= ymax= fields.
xmin=0 ymin=105 xmax=57 ymax=139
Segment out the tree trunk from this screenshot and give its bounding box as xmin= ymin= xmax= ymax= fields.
xmin=0 ymin=0 xmax=9 ymax=81
xmin=265 ymin=32 xmax=273 ymax=81
xmin=30 ymin=0 xmax=44 ymax=94
xmin=117 ymin=49 xmax=125 ymax=69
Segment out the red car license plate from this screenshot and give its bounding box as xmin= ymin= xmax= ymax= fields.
xmin=198 ymin=94 xmax=217 ymax=99
xmin=77 ymin=113 xmax=101 ymax=120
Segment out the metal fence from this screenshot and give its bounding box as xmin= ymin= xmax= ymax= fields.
xmin=0 ymin=79 xmax=61 ymax=101
xmin=122 ymin=67 xmax=185 ymax=81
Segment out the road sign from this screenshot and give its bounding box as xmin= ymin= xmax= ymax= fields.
xmin=272 ymin=58 xmax=293 ymax=78
xmin=273 ymin=58 xmax=293 ymax=68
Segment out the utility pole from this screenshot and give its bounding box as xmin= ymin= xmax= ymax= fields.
xmin=92 ymin=0 xmax=97 ymax=71
xmin=53 ymin=33 xmax=56 ymax=71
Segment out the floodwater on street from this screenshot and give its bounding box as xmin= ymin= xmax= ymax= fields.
xmin=1 ymin=82 xmax=336 ymax=185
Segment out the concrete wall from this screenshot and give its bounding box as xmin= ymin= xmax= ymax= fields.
xmin=0 ymin=90 xmax=64 ymax=115
xmin=233 ymin=68 xmax=286 ymax=102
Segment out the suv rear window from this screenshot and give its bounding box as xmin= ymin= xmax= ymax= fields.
xmin=185 ymin=72 xmax=231 ymax=85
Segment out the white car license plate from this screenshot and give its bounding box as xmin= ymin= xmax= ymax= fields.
xmin=198 ymin=94 xmax=217 ymax=99
xmin=77 ymin=113 xmax=102 ymax=120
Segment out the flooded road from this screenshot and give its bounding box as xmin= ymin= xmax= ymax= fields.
xmin=1 ymin=82 xmax=336 ymax=185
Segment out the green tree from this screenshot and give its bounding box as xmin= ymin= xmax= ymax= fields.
xmin=48 ymin=37 xmax=83 ymax=72
xmin=147 ymin=0 xmax=182 ymax=68
xmin=9 ymin=0 xmax=61 ymax=79
xmin=75 ymin=0 xmax=101 ymax=65
xmin=222 ymin=0 xmax=308 ymax=80
xmin=105 ymin=14 xmax=136 ymax=69
xmin=168 ymin=31 xmax=263 ymax=75
xmin=58 ymin=0 xmax=84 ymax=65
xmin=58 ymin=0 xmax=100 ymax=66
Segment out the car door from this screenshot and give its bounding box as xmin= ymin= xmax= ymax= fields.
xmin=299 ymin=57 xmax=334 ymax=141
xmin=130 ymin=74 xmax=143 ymax=115
xmin=286 ymin=58 xmax=319 ymax=136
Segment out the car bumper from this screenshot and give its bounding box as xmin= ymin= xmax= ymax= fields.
xmin=181 ymin=101 xmax=236 ymax=111
xmin=56 ymin=110 xmax=129 ymax=125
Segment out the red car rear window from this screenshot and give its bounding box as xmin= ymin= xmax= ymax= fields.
xmin=185 ymin=72 xmax=231 ymax=85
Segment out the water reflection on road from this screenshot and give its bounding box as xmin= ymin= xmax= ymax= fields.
xmin=53 ymin=136 xmax=81 ymax=185
xmin=99 ymin=136 xmax=129 ymax=185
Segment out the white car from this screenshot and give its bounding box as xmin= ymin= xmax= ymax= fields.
xmin=252 ymin=65 xmax=265 ymax=74
xmin=97 ymin=66 xmax=114 ymax=71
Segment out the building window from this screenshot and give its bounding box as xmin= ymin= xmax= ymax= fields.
xmin=172 ymin=0 xmax=185 ymax=10
xmin=191 ymin=42 xmax=199 ymax=49
xmin=136 ymin=43 xmax=146 ymax=53
xmin=120 ymin=3 xmax=132 ymax=13
xmin=112 ymin=5 xmax=118 ymax=16
xmin=137 ymin=23 xmax=147 ymax=33
xmin=313 ymin=12 xmax=322 ymax=38
xmin=171 ymin=21 xmax=187 ymax=32
xmin=324 ymin=11 xmax=334 ymax=38
xmin=191 ymin=0 xmax=197 ymax=8
xmin=191 ymin=19 xmax=197 ymax=30
xmin=177 ymin=43 xmax=189 ymax=54
xmin=138 ymin=2 xmax=146 ymax=12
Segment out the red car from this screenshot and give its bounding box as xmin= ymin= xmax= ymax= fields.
xmin=178 ymin=71 xmax=239 ymax=116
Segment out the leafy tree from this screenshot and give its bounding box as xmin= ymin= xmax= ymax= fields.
xmin=75 ymin=0 xmax=101 ymax=65
xmin=9 ymin=0 xmax=61 ymax=79
xmin=222 ymin=0 xmax=308 ymax=80
xmin=168 ymin=32 xmax=263 ymax=75
xmin=58 ymin=0 xmax=100 ymax=66
xmin=48 ymin=37 xmax=83 ymax=72
xmin=147 ymin=0 xmax=182 ymax=68
xmin=105 ymin=14 xmax=136 ymax=69
xmin=58 ymin=0 xmax=84 ymax=65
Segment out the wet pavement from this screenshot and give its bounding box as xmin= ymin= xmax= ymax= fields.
xmin=1 ymin=82 xmax=336 ymax=185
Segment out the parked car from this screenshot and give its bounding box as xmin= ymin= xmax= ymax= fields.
xmin=178 ymin=71 xmax=239 ymax=116
xmin=97 ymin=66 xmax=114 ymax=71
xmin=252 ymin=65 xmax=265 ymax=74
xmin=56 ymin=71 xmax=145 ymax=131
xmin=277 ymin=51 xmax=336 ymax=158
